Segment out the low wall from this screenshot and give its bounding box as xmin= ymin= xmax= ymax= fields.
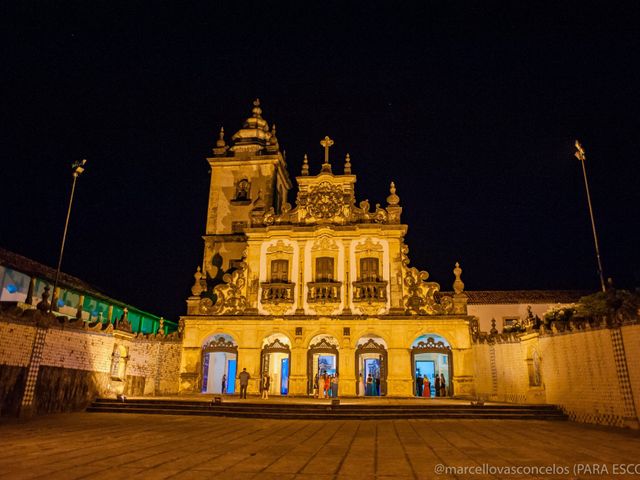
xmin=0 ymin=304 xmax=182 ymax=416
xmin=473 ymin=322 xmax=640 ymax=428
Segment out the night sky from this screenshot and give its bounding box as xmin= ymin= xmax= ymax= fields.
xmin=2 ymin=3 xmax=639 ymax=321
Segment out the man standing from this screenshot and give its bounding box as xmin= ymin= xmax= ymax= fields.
xmin=239 ymin=368 xmax=250 ymax=399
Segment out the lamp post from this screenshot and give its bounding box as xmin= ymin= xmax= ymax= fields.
xmin=49 ymin=159 xmax=87 ymax=313
xmin=574 ymin=141 xmax=606 ymax=292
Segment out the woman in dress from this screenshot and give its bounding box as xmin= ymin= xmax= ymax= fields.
xmin=358 ymin=373 xmax=365 ymax=397
xmin=261 ymin=374 xmax=270 ymax=399
xmin=366 ymin=374 xmax=373 ymax=396
xmin=221 ymin=374 xmax=227 ymax=395
xmin=435 ymin=375 xmax=441 ymax=397
xmin=440 ymin=373 xmax=447 ymax=397
xmin=323 ymin=373 xmax=331 ymax=398
xmin=422 ymin=375 xmax=431 ymax=398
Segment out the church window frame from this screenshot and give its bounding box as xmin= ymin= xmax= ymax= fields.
xmin=315 ymin=257 xmax=335 ymax=282
xmin=359 ymin=257 xmax=380 ymax=282
xmin=270 ymin=259 xmax=289 ymax=283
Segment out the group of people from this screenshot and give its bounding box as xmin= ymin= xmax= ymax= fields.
xmin=358 ymin=373 xmax=381 ymax=396
xmin=416 ymin=372 xmax=448 ymax=398
xmin=313 ymin=371 xmax=339 ymax=398
xmin=231 ymin=368 xmax=272 ymax=399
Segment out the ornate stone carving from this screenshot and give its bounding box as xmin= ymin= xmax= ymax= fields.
xmin=311 ymin=236 xmax=338 ymax=252
xmin=266 ymin=240 xmax=294 ymax=255
xmin=354 ymin=238 xmax=383 ymax=254
xmin=263 ymin=338 xmax=290 ymax=352
xmin=412 ymin=337 xmax=452 ymax=353
xmin=307 ymin=182 xmax=345 ymax=220
xmin=203 ymin=336 xmax=237 ymax=353
xmin=203 ymin=255 xmax=248 ymax=315
xmin=400 ymin=244 xmax=453 ymax=315
xmin=191 ymin=266 xmax=205 ymax=296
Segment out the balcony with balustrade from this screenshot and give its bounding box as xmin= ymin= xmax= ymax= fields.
xmin=260 ymin=282 xmax=295 ymax=305
xmin=307 ymin=282 xmax=342 ymax=303
xmin=352 ymin=280 xmax=388 ymax=303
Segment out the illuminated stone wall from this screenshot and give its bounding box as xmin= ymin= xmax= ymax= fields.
xmin=474 ymin=325 xmax=640 ymax=428
xmin=0 ymin=306 xmax=181 ymax=416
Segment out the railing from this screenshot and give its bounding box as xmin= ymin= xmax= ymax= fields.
xmin=352 ymin=280 xmax=388 ymax=302
xmin=260 ymin=283 xmax=295 ymax=303
xmin=307 ymin=282 xmax=342 ymax=303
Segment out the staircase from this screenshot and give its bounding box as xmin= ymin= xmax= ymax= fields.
xmin=87 ymin=398 xmax=567 ymax=420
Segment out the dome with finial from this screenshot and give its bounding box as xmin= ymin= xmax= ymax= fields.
xmin=386 ymin=181 xmax=400 ymax=206
xmin=230 ymin=98 xmax=273 ymax=153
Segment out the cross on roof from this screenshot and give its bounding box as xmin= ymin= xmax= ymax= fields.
xmin=320 ymin=136 xmax=334 ymax=164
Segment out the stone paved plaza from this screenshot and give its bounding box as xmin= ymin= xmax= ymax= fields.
xmin=2 ymin=413 xmax=640 ymax=479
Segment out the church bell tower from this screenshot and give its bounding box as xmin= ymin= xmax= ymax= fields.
xmin=202 ymin=99 xmax=292 ymax=275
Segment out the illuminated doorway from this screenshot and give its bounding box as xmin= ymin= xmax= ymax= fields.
xmin=355 ymin=337 xmax=388 ymax=396
xmin=261 ymin=334 xmax=291 ymax=395
xmin=411 ymin=334 xmax=453 ymax=397
xmin=307 ymin=335 xmax=339 ymax=395
xmin=202 ymin=334 xmax=237 ymax=394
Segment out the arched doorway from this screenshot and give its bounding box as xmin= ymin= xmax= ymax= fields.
xmin=355 ymin=336 xmax=388 ymax=396
xmin=261 ymin=334 xmax=291 ymax=395
xmin=202 ymin=334 xmax=238 ymax=394
xmin=411 ymin=334 xmax=453 ymax=398
xmin=307 ymin=335 xmax=339 ymax=395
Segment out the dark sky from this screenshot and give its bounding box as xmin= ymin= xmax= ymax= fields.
xmin=2 ymin=3 xmax=639 ymax=321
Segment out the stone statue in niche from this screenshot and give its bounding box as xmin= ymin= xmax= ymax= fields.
xmin=233 ymin=178 xmax=251 ymax=203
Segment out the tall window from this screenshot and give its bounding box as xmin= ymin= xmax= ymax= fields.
xmin=270 ymin=260 xmax=289 ymax=282
xmin=315 ymin=257 xmax=334 ymax=282
xmin=360 ymin=257 xmax=379 ymax=281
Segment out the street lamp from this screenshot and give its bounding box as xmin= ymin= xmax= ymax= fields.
xmin=574 ymin=140 xmax=606 ymax=292
xmin=49 ymin=159 xmax=87 ymax=313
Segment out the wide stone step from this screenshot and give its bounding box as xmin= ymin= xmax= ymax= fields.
xmin=87 ymin=398 xmax=567 ymax=420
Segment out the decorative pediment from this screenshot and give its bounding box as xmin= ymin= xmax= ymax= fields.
xmin=354 ymin=238 xmax=383 ymax=254
xmin=412 ymin=337 xmax=452 ymax=353
xmin=203 ymin=336 xmax=237 ymax=353
xmin=266 ymin=240 xmax=294 ymax=255
xmin=309 ymin=337 xmax=339 ymax=351
xmin=263 ymin=337 xmax=291 ymax=352
xmin=311 ymin=236 xmax=338 ymax=252
xmin=356 ymin=338 xmax=386 ymax=352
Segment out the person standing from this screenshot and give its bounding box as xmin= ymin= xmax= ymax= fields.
xmin=440 ymin=373 xmax=447 ymax=397
xmin=262 ymin=374 xmax=270 ymax=399
xmin=332 ymin=373 xmax=339 ymax=398
xmin=422 ymin=375 xmax=431 ymax=398
xmin=416 ymin=372 xmax=423 ymax=397
xmin=374 ymin=376 xmax=380 ymax=396
xmin=323 ymin=373 xmax=331 ymax=399
xmin=358 ymin=373 xmax=365 ymax=397
xmin=238 ymin=368 xmax=250 ymax=399
xmin=435 ymin=374 xmax=441 ymax=397
xmin=221 ymin=374 xmax=227 ymax=395
xmin=366 ymin=374 xmax=373 ymax=396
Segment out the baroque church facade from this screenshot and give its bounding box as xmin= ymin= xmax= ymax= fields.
xmin=179 ymin=100 xmax=474 ymax=398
